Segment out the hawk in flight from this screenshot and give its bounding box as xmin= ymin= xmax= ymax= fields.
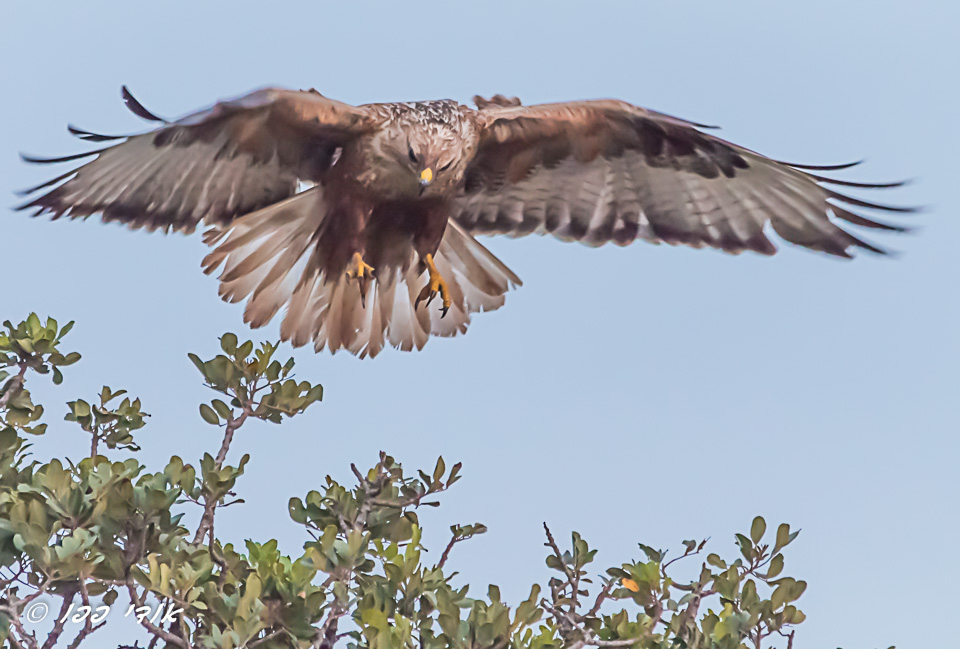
xmin=19 ymin=87 xmax=913 ymax=357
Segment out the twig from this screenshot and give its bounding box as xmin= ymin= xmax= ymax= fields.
xmin=542 ymin=524 xmax=578 ymax=590
xmin=249 ymin=629 xmax=285 ymax=648
xmin=777 ymin=629 xmax=796 ymax=649
xmin=215 ymin=409 xmax=249 ymax=469
xmin=2 ymin=600 xmax=39 ymax=649
xmin=7 ymin=632 xmax=28 ymax=649
xmin=19 ymin=577 xmax=54 ymax=606
xmin=193 ymin=405 xmax=252 ymax=545
xmin=586 ymin=580 xmax=615 ymax=617
xmin=674 ymin=573 xmax=712 ymax=643
xmin=542 ymin=601 xmax=641 ymax=648
xmin=661 ymin=541 xmax=706 ymax=574
xmin=125 ymin=582 xmax=188 ymax=648
xmin=316 ymin=600 xmax=347 ymax=649
xmin=436 ymin=534 xmax=460 ymax=571
xmin=40 ymin=589 xmax=76 ymax=649
xmin=65 ymin=582 xmax=107 ymax=649
xmin=0 ymin=362 xmax=28 ymax=410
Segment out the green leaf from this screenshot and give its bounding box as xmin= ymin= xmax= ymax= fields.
xmin=199 ymin=403 xmax=221 ymax=426
xmin=774 ymin=523 xmax=799 ymax=552
xmin=750 ymin=516 xmax=766 ymax=543
xmin=707 ymin=553 xmax=726 ymax=569
xmin=220 ymin=333 xmax=238 ymax=354
xmin=59 ymin=321 xmax=75 ymax=339
xmin=211 ymin=399 xmax=232 ymax=420
xmin=187 ymin=353 xmax=206 ymax=375
xmin=765 ymin=554 xmax=784 ymax=579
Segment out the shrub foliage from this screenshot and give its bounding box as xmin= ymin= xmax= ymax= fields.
xmin=0 ymin=315 xmax=811 ymax=649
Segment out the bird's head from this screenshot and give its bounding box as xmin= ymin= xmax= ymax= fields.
xmin=365 ymin=102 xmax=478 ymax=199
xmin=403 ymin=131 xmax=462 ymax=196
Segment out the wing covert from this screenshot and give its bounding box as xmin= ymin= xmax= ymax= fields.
xmin=18 ymin=87 xmax=376 ymax=233
xmin=455 ymin=100 xmax=914 ymax=257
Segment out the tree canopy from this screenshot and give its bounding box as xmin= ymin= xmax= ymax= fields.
xmin=0 ymin=314 xmax=829 ymax=649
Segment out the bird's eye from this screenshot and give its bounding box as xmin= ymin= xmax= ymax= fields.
xmin=408 ymin=147 xmax=418 ymax=163
xmin=439 ymin=160 xmax=453 ymax=172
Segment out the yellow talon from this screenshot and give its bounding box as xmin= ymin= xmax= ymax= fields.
xmin=415 ymin=253 xmax=452 ymax=318
xmin=346 ymin=252 xmax=375 ymax=307
xmin=346 ymin=252 xmax=375 ymax=280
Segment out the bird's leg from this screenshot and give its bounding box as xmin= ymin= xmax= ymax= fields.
xmin=346 ymin=251 xmax=375 ymax=308
xmin=415 ymin=253 xmax=452 ymax=318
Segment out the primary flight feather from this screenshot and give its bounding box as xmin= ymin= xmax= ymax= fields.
xmin=19 ymin=87 xmax=914 ymax=357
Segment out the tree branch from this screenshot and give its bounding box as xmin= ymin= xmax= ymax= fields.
xmin=65 ymin=582 xmax=106 ymax=649
xmin=0 ymin=362 xmax=28 ymax=410
xmin=586 ymin=580 xmax=615 ymax=618
xmin=2 ymin=600 xmax=39 ymax=649
xmin=193 ymin=405 xmax=252 ymax=545
xmin=40 ymin=589 xmax=76 ymax=649
xmin=125 ymin=582 xmax=189 ymax=649
xmin=214 ymin=410 xmax=248 ymax=469
xmin=436 ymin=534 xmax=459 ymax=571
xmin=543 ymin=524 xmax=578 ymax=592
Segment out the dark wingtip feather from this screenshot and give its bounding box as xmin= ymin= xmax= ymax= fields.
xmin=827 ymin=188 xmax=920 ymax=213
xmin=782 ymin=159 xmax=864 ymax=171
xmin=121 ymin=85 xmax=166 ymax=123
xmin=810 ymin=174 xmax=909 ymax=189
xmin=846 ymin=233 xmax=888 ymax=255
xmin=883 ymin=248 xmax=905 ymax=260
xmin=828 ymin=204 xmax=912 ymax=233
xmin=67 ymin=124 xmax=127 ymax=142
xmin=649 ymin=109 xmax=721 ymax=130
xmin=20 ymin=148 xmax=106 ymax=165
xmin=14 ymin=169 xmax=78 ymax=197
xmin=13 ymin=194 xmax=49 ymax=213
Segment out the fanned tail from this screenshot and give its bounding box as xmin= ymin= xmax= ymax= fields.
xmin=202 ymin=193 xmax=521 ymax=358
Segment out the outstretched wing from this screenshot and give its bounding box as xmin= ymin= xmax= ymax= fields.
xmin=18 ymin=87 xmax=376 ymax=233
xmin=454 ymin=99 xmax=914 ymax=257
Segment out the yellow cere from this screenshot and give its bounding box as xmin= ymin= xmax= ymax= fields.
xmin=621 ymin=578 xmax=640 ymax=592
xmin=420 ymin=167 xmax=434 ymax=183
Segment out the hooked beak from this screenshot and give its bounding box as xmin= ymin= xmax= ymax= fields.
xmin=419 ymin=167 xmax=433 ymax=190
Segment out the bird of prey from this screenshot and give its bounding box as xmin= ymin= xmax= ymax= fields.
xmin=18 ymin=87 xmax=913 ymax=358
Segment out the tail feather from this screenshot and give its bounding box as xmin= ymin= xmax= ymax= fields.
xmin=202 ymin=187 xmax=327 ymax=326
xmin=202 ymin=192 xmax=521 ymax=358
xmin=430 ymin=219 xmax=522 ymax=336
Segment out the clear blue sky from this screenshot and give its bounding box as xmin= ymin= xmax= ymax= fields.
xmin=2 ymin=1 xmax=957 ymax=647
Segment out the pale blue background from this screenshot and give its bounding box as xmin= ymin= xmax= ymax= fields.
xmin=2 ymin=1 xmax=957 ymax=647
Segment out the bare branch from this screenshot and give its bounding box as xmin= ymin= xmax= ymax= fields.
xmin=586 ymin=579 xmax=615 ymax=618
xmin=436 ymin=534 xmax=460 ymax=571
xmin=2 ymin=599 xmax=40 ymax=649
xmin=193 ymin=404 xmax=252 ymax=545
xmin=0 ymin=362 xmax=28 ymax=410
xmin=543 ymin=524 xmax=577 ymax=590
xmin=214 ymin=409 xmax=249 ymax=469
xmin=65 ymin=582 xmax=107 ymax=649
xmin=40 ymin=589 xmax=76 ymax=649
xmin=125 ymin=582 xmax=189 ymax=649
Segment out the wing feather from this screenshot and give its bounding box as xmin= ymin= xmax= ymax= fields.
xmin=18 ymin=87 xmax=376 ymax=233
xmin=457 ymin=100 xmax=915 ymax=257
